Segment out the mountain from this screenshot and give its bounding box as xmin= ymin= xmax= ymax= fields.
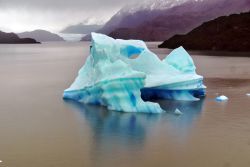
xmin=158 ymin=12 xmax=250 ymax=52
xmin=0 ymin=31 xmax=39 ymax=44
xmin=83 ymin=0 xmax=250 ymax=41
xmin=82 ymin=0 xmax=187 ymax=40
xmin=18 ymin=30 xmax=64 ymax=42
xmin=61 ymin=23 xmax=103 ymax=34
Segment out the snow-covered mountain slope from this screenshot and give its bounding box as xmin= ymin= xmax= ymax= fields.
xmin=82 ymin=0 xmax=250 ymax=41
xmin=118 ymin=0 xmax=188 ymax=14
xmin=82 ymin=0 xmax=189 ymax=40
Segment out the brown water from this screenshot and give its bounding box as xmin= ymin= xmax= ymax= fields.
xmin=0 ymin=42 xmax=250 ymax=167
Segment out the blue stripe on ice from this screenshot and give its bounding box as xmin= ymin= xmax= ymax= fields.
xmin=63 ymin=33 xmax=206 ymax=113
xmin=64 ymin=78 xmax=163 ymax=113
xmin=141 ymin=88 xmax=206 ymax=101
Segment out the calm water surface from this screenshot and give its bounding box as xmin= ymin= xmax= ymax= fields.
xmin=0 ymin=42 xmax=250 ymax=167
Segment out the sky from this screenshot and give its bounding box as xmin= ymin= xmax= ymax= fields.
xmin=0 ymin=0 xmax=142 ymax=33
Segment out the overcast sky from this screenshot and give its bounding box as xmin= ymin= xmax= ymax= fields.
xmin=0 ymin=0 xmax=142 ymax=33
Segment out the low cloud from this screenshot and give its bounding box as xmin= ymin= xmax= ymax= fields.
xmin=0 ymin=0 xmax=142 ymax=32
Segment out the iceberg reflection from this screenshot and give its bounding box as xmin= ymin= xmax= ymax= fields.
xmin=64 ymin=98 xmax=205 ymax=165
xmin=65 ymin=97 xmax=205 ymax=144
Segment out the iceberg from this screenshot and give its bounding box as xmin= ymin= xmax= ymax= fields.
xmin=174 ymin=108 xmax=183 ymax=115
xmin=63 ymin=33 xmax=206 ymax=113
xmin=215 ymin=95 xmax=229 ymax=101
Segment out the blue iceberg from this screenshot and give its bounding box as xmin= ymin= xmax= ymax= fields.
xmin=63 ymin=33 xmax=206 ymax=113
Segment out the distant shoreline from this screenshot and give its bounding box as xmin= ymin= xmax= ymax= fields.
xmin=0 ymin=41 xmax=249 ymax=57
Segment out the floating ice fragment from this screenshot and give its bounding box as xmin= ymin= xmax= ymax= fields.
xmin=63 ymin=33 xmax=206 ymax=113
xmin=246 ymin=93 xmax=250 ymax=96
xmin=216 ymin=95 xmax=228 ymax=101
xmin=174 ymin=108 xmax=183 ymax=115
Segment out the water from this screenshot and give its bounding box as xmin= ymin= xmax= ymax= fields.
xmin=0 ymin=42 xmax=250 ymax=167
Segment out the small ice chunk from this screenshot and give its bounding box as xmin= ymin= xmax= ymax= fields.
xmin=0 ymin=160 xmax=2 ymax=163
xmin=216 ymin=95 xmax=228 ymax=101
xmin=246 ymin=93 xmax=250 ymax=96
xmin=174 ymin=108 xmax=183 ymax=115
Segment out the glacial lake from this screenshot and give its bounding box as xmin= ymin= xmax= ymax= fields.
xmin=0 ymin=42 xmax=250 ymax=167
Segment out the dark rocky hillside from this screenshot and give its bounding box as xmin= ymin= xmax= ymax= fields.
xmin=0 ymin=31 xmax=39 ymax=44
xmin=158 ymin=12 xmax=250 ymax=52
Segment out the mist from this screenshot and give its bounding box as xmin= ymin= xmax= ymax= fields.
xmin=0 ymin=0 xmax=143 ymax=32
